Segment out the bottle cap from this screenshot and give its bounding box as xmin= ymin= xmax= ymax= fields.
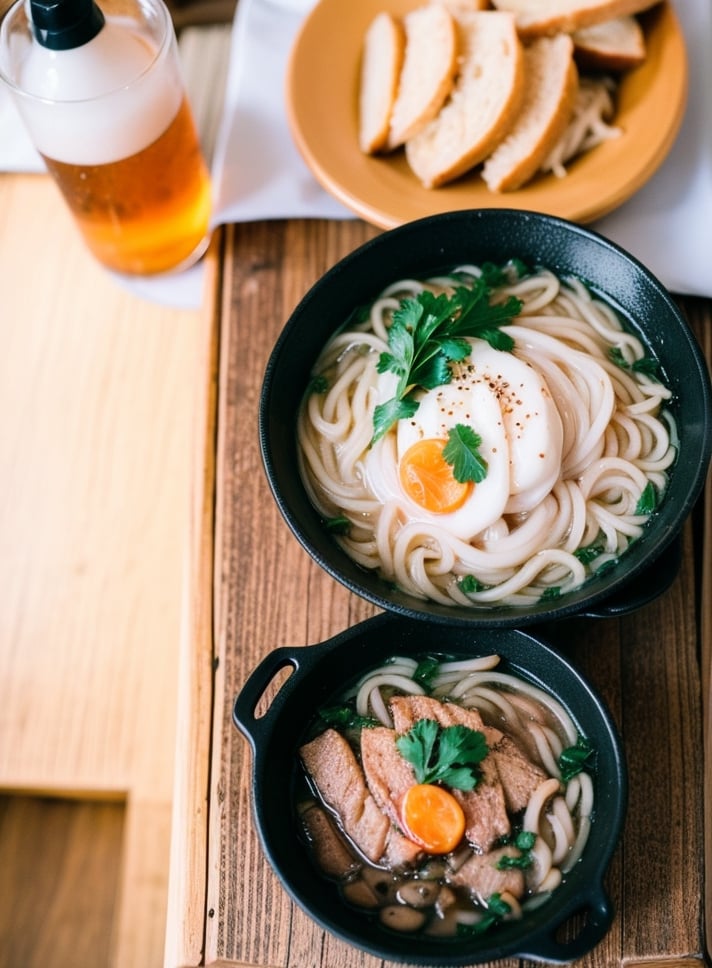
xmin=30 ymin=0 xmax=105 ymax=51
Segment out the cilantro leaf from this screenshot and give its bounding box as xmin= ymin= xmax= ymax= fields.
xmin=325 ymin=515 xmax=351 ymax=535
xmin=318 ymin=704 xmax=378 ymax=730
xmin=458 ymin=574 xmax=485 ymax=594
xmin=307 ymin=375 xmax=328 ymax=395
xmin=558 ymin=736 xmax=595 ymax=781
xmin=496 ymin=830 xmax=537 ymax=870
xmin=456 ymin=893 xmax=512 ymax=937
xmin=635 ymin=481 xmax=658 ymax=515
xmin=412 ymin=657 xmax=440 ymax=691
xmin=442 ymin=424 xmax=488 ymax=484
xmin=372 ymin=395 xmax=419 ymax=444
xmin=609 ymin=346 xmax=661 ymax=378
xmin=396 ymin=719 xmax=489 ymax=791
xmin=371 ymin=277 xmax=521 ymax=442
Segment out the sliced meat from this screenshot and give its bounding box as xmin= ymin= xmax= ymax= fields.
xmin=360 ymin=725 xmax=423 ymax=867
xmin=491 ymin=734 xmax=548 ymax=814
xmin=360 ymin=725 xmax=417 ymax=824
xmin=448 ymin=845 xmax=525 ymax=900
xmin=389 ymin=695 xmax=510 ymax=850
xmin=298 ymin=802 xmax=361 ymax=880
xmin=385 ymin=828 xmax=423 ymax=868
xmin=300 ymin=728 xmax=390 ymax=863
xmin=390 ymin=694 xmax=503 ymax=746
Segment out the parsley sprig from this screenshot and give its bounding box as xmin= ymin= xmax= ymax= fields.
xmin=443 ymin=424 xmax=488 ymax=483
xmin=372 ymin=282 xmax=521 ymax=443
xmin=558 ymin=736 xmax=595 ymax=781
xmin=395 ymin=718 xmax=489 ymax=791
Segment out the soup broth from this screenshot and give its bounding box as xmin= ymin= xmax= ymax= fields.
xmin=296 ymin=652 xmax=595 ymax=939
xmin=297 ymin=261 xmax=676 ymax=609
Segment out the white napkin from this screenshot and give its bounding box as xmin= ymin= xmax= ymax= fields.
xmin=212 ymin=0 xmax=712 ymax=298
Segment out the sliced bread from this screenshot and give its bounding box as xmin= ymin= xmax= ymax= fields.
xmin=573 ymin=15 xmax=646 ymax=71
xmin=405 ymin=11 xmax=525 ymax=188
xmin=359 ymin=11 xmax=405 ymax=154
xmin=482 ymin=33 xmax=578 ymax=191
xmin=387 ymin=4 xmax=459 ymax=149
xmin=489 ymin=0 xmax=660 ymax=38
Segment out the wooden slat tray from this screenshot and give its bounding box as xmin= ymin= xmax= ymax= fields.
xmin=165 ymin=220 xmax=711 ymax=968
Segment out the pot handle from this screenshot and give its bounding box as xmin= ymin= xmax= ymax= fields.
xmin=518 ymin=885 xmax=614 ymax=964
xmin=579 ymin=533 xmax=681 ymax=619
xmin=232 ymin=643 xmax=323 ymax=751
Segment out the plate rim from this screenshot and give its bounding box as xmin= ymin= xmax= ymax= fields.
xmin=285 ymin=0 xmax=688 ymax=228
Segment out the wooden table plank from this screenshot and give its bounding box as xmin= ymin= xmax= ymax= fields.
xmin=166 ymin=219 xmax=710 ymax=968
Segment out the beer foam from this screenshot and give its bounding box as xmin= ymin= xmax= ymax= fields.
xmin=17 ymin=20 xmax=182 ymax=164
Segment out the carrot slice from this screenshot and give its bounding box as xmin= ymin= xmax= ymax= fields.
xmin=401 ymin=783 xmax=466 ymax=854
xmin=399 ymin=438 xmax=472 ymax=514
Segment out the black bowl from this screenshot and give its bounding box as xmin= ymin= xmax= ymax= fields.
xmin=259 ymin=209 xmax=712 ymax=627
xmin=233 ymin=613 xmax=627 ymax=965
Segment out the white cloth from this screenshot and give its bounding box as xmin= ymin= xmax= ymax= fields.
xmin=212 ymin=0 xmax=712 ymax=298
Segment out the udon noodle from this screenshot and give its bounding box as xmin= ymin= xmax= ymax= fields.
xmin=297 ymin=262 xmax=676 ymax=607
xmin=297 ymin=653 xmax=595 ymax=937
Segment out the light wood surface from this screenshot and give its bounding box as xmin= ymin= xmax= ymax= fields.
xmin=166 ymin=219 xmax=711 ymax=967
xmin=0 ymin=171 xmax=216 ymax=967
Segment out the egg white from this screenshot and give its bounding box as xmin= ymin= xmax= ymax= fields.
xmin=364 ymin=339 xmax=563 ymax=541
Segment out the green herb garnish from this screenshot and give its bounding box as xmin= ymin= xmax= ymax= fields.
xmin=574 ymin=541 xmax=605 ymax=565
xmin=372 ymin=283 xmax=521 ymax=442
xmin=496 ymin=830 xmax=536 ymax=869
xmin=318 ymin=704 xmax=378 ymax=730
xmin=457 ymin=893 xmax=512 ymax=936
xmin=442 ymin=424 xmax=489 ymax=483
xmin=325 ymin=515 xmax=351 ymax=534
xmin=412 ymin=657 xmax=440 ymax=691
xmin=307 ymin=374 xmax=328 ymax=394
xmin=396 ymin=718 xmax=489 ymax=791
xmin=609 ymin=346 xmax=661 ymax=378
xmin=635 ymin=481 xmax=658 ymax=515
xmin=558 ymin=736 xmax=595 ymax=781
xmin=458 ymin=574 xmax=485 ymax=594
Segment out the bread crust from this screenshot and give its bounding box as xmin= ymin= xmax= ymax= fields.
xmin=405 ymin=11 xmax=526 ymax=188
xmin=490 ymin=0 xmax=660 ymax=38
xmin=482 ymin=34 xmax=579 ymax=192
xmin=387 ymin=4 xmax=459 ymax=149
xmin=573 ymin=15 xmax=646 ymax=71
xmin=359 ymin=11 xmax=406 ymax=154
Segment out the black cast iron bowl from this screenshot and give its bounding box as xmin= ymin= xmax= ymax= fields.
xmin=233 ymin=612 xmax=627 ymax=965
xmin=259 ymin=209 xmax=712 ymax=628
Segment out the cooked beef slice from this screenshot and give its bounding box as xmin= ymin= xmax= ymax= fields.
xmin=360 ymin=725 xmax=417 ymax=822
xmin=491 ymin=734 xmax=548 ymax=813
xmin=360 ymin=725 xmax=423 ymax=866
xmin=298 ymin=802 xmax=361 ymax=879
xmin=300 ymin=728 xmax=391 ymax=863
xmin=448 ymin=845 xmax=525 ymax=900
xmin=389 ymin=694 xmax=503 ymax=747
xmin=389 ymin=694 xmax=510 ymax=849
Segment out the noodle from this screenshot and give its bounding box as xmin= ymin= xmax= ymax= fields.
xmin=298 ymin=263 xmax=675 ymax=609
xmin=298 ymin=652 xmax=595 ymax=938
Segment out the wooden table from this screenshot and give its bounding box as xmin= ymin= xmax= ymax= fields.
xmin=165 ymin=218 xmax=712 ymax=968
xmin=0 ymin=170 xmax=216 ymax=967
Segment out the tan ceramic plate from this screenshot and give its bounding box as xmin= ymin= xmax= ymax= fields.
xmin=286 ymin=1 xmax=687 ymax=228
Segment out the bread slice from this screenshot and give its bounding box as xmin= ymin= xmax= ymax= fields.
xmin=482 ymin=33 xmax=578 ymax=192
xmin=405 ymin=11 xmax=525 ymax=188
xmin=387 ymin=4 xmax=459 ymax=149
xmin=489 ymin=0 xmax=659 ymax=38
xmin=573 ymin=15 xmax=646 ymax=71
xmin=359 ymin=12 xmax=405 ymax=154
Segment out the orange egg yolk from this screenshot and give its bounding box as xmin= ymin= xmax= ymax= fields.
xmin=399 ymin=438 xmax=472 ymax=514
